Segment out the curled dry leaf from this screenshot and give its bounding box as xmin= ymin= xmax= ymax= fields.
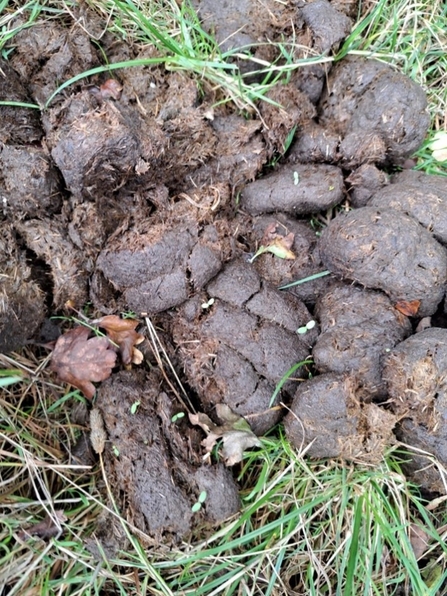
xmin=250 ymin=222 xmax=296 ymax=263
xmin=189 ymin=404 xmax=261 ymax=466
xmin=17 ymin=510 xmax=66 ymax=541
xmin=97 ymin=315 xmax=144 ymax=365
xmin=99 ymin=79 xmax=123 ymax=100
xmin=395 ymin=300 xmax=421 ymax=317
xmin=90 ymin=408 xmax=107 ymax=455
xmin=409 ymin=523 xmax=429 ymax=559
xmin=50 ymin=326 xmax=117 ymax=399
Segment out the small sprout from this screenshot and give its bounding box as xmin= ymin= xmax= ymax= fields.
xmin=293 ymin=171 xmax=300 ymax=185
xmin=297 ymin=320 xmax=316 ymax=335
xmin=171 ymin=412 xmax=185 ymax=423
xmin=192 ymin=491 xmax=207 ymax=512
xmin=201 ymin=298 xmax=215 ymax=310
xmin=121 ymin=310 xmax=138 ymax=320
xmin=130 ymin=400 xmax=140 ymax=414
xmin=329 ymin=185 xmax=335 ymax=191
xmin=112 ymin=445 xmax=120 ymax=457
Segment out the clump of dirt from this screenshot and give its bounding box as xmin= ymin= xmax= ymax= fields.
xmin=15 ymin=218 xmax=90 ymax=309
xmin=383 ymin=328 xmax=447 ymax=492
xmin=0 ymin=145 xmax=63 ymax=218
xmin=96 ymin=370 xmax=240 ymax=540
xmin=313 ymin=282 xmax=412 ymax=399
xmin=0 ymin=59 xmax=42 ymax=144
xmin=95 ymin=213 xmax=233 ymax=315
xmin=319 ymin=206 xmax=447 ymax=317
xmin=0 ymin=224 xmax=45 ymax=353
xmin=346 ymin=164 xmax=390 ymax=208
xmin=284 ymin=373 xmax=397 ymax=462
xmin=318 ymin=56 xmax=430 ymax=167
xmin=241 ymin=164 xmax=344 ymax=215
xmin=9 ymin=21 xmax=99 ymax=106
xmin=172 ymin=259 xmax=315 ymax=435
xmin=368 ymin=169 xmax=447 ymax=244
xmin=247 ymin=213 xmax=334 ymax=304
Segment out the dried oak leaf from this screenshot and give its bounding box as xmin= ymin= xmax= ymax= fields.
xmin=189 ymin=404 xmax=262 ymax=466
xmin=50 ymin=326 xmax=117 ymax=399
xmin=250 ymin=223 xmax=295 ymax=262
xmin=17 ymin=510 xmax=66 ymax=541
xmin=395 ymin=300 xmax=421 ymax=317
xmin=97 ymin=315 xmax=144 ymax=365
xmin=409 ymin=523 xmax=429 ymax=560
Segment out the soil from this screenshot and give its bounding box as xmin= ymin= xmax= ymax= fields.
xmin=2 ymin=0 xmax=447 ymax=541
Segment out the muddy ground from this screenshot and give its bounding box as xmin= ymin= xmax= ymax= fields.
xmin=2 ymin=0 xmax=447 ymax=543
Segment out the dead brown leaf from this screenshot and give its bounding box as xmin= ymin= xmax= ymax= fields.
xmin=409 ymin=523 xmax=429 ymax=560
xmin=97 ymin=315 xmax=144 ymax=365
xmin=100 ymin=78 xmax=123 ymax=100
xmin=50 ymin=326 xmax=117 ymax=399
xmin=189 ymin=404 xmax=261 ymax=466
xmin=17 ymin=510 xmax=66 ymax=541
xmin=254 ymin=222 xmax=295 ymax=261
xmin=395 ymin=300 xmax=421 ymax=317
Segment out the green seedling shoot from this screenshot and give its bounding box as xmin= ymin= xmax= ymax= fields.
xmin=297 ymin=320 xmax=316 ymax=335
xmin=192 ymin=491 xmax=207 ymax=513
xmin=130 ymin=400 xmax=141 ymax=414
xmin=171 ymin=412 xmax=185 ymax=423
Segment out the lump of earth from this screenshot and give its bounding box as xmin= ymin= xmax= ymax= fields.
xmin=15 ymin=218 xmax=89 ymax=309
xmin=9 ymin=22 xmax=99 ymax=106
xmin=313 ymin=283 xmax=412 ymax=398
xmin=346 ymin=164 xmax=390 ymax=208
xmin=284 ymin=373 xmax=396 ymax=462
xmin=96 ymin=371 xmax=240 ymax=540
xmin=0 ymin=224 xmax=45 ymax=352
xmin=0 ymin=59 xmax=42 ymax=144
xmin=240 ymin=164 xmax=344 ymax=216
xmin=44 ymin=93 xmax=150 ymax=201
xmin=299 ymin=0 xmax=352 ymax=53
xmin=394 ymin=419 xmax=447 ymax=494
xmin=171 ymin=259 xmax=315 ymax=435
xmin=318 ymin=56 xmax=429 ymax=166
xmin=291 ymin=0 xmax=351 ymax=105
xmin=288 ymin=122 xmax=340 ymax=164
xmin=187 ymin=114 xmax=267 ymax=191
xmin=247 ymin=213 xmax=334 ymax=304
xmin=319 ymin=206 xmax=447 ymax=317
xmin=369 ymin=169 xmax=447 ymax=244
xmin=383 ymin=328 xmax=447 ymax=493
xmin=96 ymin=217 xmax=230 ymax=315
xmin=383 ymin=328 xmax=447 ymax=423
xmin=0 ymin=146 xmax=63 ymax=218
xmin=259 ymin=84 xmax=316 ymax=154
